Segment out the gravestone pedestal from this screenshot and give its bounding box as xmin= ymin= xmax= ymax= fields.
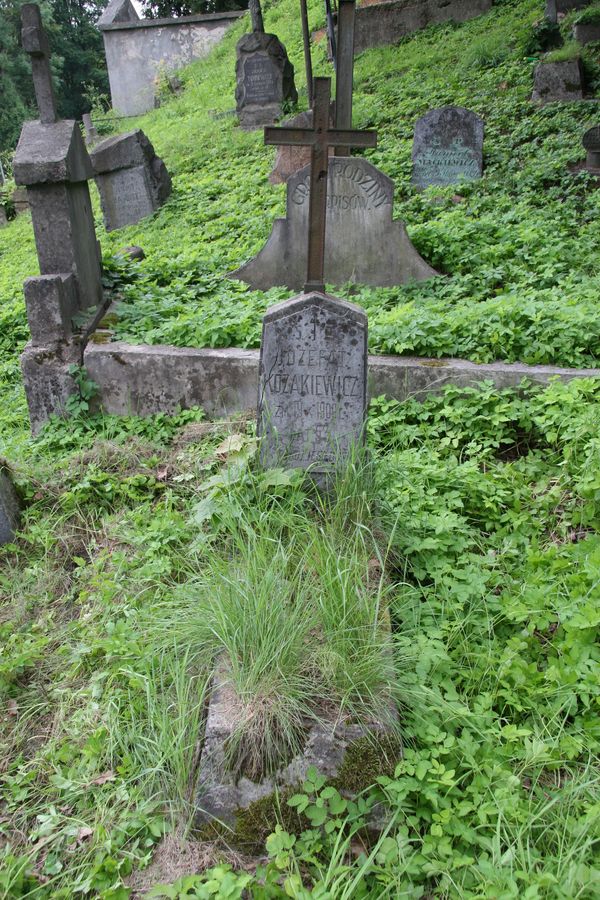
xmin=412 ymin=106 xmax=484 ymax=190
xmin=235 ymin=31 xmax=297 ymax=129
xmin=532 ymin=59 xmax=584 ymax=103
xmin=0 ymin=465 xmax=20 ymax=546
xmin=232 ymin=157 xmax=437 ymax=290
xmin=13 ymin=119 xmax=103 ymax=310
xmin=90 ymin=129 xmax=172 ymax=231
xmin=258 ymin=292 xmax=367 ymax=475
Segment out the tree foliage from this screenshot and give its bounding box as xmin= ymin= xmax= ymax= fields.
xmin=0 ymin=0 xmax=110 ymax=155
xmin=140 ymin=0 xmax=248 ymax=20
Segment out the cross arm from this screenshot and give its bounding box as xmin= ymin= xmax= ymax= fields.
xmin=327 ymin=129 xmax=377 ymax=149
xmin=264 ymin=127 xmax=317 ymax=147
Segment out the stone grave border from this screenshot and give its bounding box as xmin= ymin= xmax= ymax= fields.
xmin=81 ymin=337 xmax=600 ymax=423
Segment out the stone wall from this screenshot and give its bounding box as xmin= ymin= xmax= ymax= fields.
xmin=99 ymin=10 xmax=245 ymax=116
xmin=354 ymin=0 xmax=494 ymax=54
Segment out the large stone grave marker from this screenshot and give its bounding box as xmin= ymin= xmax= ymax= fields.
xmin=258 ymin=293 xmax=367 ymax=471
xmin=14 ymin=4 xmax=102 ymax=312
xmin=235 ymin=0 xmax=297 ymax=129
xmin=412 ymin=106 xmax=484 ymax=190
xmin=232 ymin=156 xmax=437 ymax=290
xmin=0 ymin=465 xmax=20 ymax=546
xmin=532 ymin=58 xmax=584 ymax=104
xmin=90 ymin=129 xmax=172 ymax=231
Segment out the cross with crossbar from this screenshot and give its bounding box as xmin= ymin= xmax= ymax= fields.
xmin=21 ymin=3 xmax=58 ymax=125
xmin=264 ymin=76 xmax=377 ymax=294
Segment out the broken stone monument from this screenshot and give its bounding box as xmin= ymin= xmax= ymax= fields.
xmin=583 ymin=124 xmax=600 ymax=172
xmin=412 ymin=106 xmax=484 ymax=190
xmin=0 ymin=465 xmax=20 ymax=546
xmin=235 ymin=0 xmax=297 ymax=129
xmin=232 ymin=156 xmax=437 ymax=291
xmin=532 ymin=58 xmax=584 ymax=103
xmin=90 ymin=129 xmax=172 ymax=231
xmin=16 ymin=4 xmax=104 ymax=433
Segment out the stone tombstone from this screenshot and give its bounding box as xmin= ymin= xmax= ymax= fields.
xmin=532 ymin=58 xmax=584 ymax=104
xmin=232 ymin=157 xmax=437 ymax=290
xmin=412 ymin=106 xmax=484 ymax=190
xmin=258 ymin=292 xmax=367 ymax=474
xmin=583 ymin=125 xmax=600 ymax=170
xmin=82 ymin=113 xmax=99 ymax=147
xmin=0 ymin=465 xmax=20 ymax=545
xmin=90 ymin=129 xmax=172 ymax=231
xmin=235 ymin=32 xmax=297 ymax=129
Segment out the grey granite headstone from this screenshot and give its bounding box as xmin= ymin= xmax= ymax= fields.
xmin=258 ymin=292 xmax=367 ymax=474
xmin=412 ymin=106 xmax=484 ymax=190
xmin=532 ymin=59 xmax=584 ymax=104
xmin=232 ymin=157 xmax=437 ymax=290
xmin=0 ymin=465 xmax=20 ymax=545
xmin=583 ymin=125 xmax=600 ymax=170
xmin=90 ymin=129 xmax=172 ymax=231
xmin=235 ymin=31 xmax=297 ymax=129
xmin=13 ymin=119 xmax=103 ymax=310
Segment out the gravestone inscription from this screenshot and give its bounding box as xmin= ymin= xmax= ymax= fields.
xmin=233 ymin=156 xmax=437 ymax=290
xmin=258 ymin=293 xmax=367 ymax=472
xmin=412 ymin=106 xmax=484 ymax=190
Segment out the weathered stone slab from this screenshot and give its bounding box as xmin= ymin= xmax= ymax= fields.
xmin=82 ymin=113 xmax=99 ymax=147
xmin=26 ymin=182 xmax=103 ymax=309
xmin=84 ymin=342 xmax=600 ymax=423
xmin=583 ymin=124 xmax=600 ymax=170
xmin=20 ymin=339 xmax=81 ymax=434
xmin=233 ymin=157 xmax=437 ymax=290
xmin=412 ymin=106 xmax=484 ymax=190
xmin=235 ymin=31 xmax=297 ymax=129
xmin=90 ymin=129 xmax=172 ymax=231
xmin=0 ymin=466 xmax=20 ymax=545
xmin=258 ymin=292 xmax=367 ymax=474
xmin=24 ymin=274 xmax=78 ymax=345
xmin=13 ymin=120 xmax=94 ymax=186
xmin=532 ymin=59 xmax=584 ymax=104
xmin=574 ymin=21 xmax=600 ymax=44
xmin=195 ymin=659 xmax=398 ymax=834
xmin=12 ymin=188 xmax=29 ymax=214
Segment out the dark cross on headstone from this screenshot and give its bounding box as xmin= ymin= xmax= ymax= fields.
xmin=249 ymin=0 xmax=265 ymax=33
xmin=264 ymin=76 xmax=377 ymax=293
xmin=335 ymin=0 xmax=356 ymax=154
xmin=21 ymin=3 xmax=57 ymax=125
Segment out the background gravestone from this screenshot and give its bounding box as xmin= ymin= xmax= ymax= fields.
xmin=90 ymin=129 xmax=172 ymax=231
xmin=532 ymin=58 xmax=584 ymax=103
xmin=235 ymin=31 xmax=297 ymax=129
xmin=269 ymin=107 xmax=335 ymax=184
xmin=412 ymin=106 xmax=484 ymax=190
xmin=232 ymin=157 xmax=437 ymax=290
xmin=0 ymin=465 xmax=20 ymax=545
xmin=583 ymin=125 xmax=600 ymax=171
xmin=258 ymin=292 xmax=367 ymax=474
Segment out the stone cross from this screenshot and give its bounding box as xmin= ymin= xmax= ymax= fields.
xmin=264 ymin=76 xmax=377 ymax=293
xmin=21 ymin=4 xmax=57 ymax=125
xmin=249 ymin=0 xmax=264 ymax=33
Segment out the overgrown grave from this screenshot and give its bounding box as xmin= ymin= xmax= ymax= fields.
xmin=195 ymin=75 xmax=401 ymax=840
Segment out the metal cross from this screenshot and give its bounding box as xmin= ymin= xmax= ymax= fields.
xmin=264 ymin=77 xmax=377 ymax=294
xmin=21 ymin=3 xmax=57 ymax=125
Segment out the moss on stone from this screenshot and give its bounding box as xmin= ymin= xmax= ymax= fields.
xmin=332 ymin=733 xmax=402 ymax=794
xmin=194 ymin=789 xmax=304 ymax=853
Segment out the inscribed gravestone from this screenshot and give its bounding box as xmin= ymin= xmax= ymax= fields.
xmin=235 ymin=32 xmax=297 ymax=129
xmin=258 ymin=292 xmax=367 ymax=473
xmin=412 ymin=106 xmax=484 ymax=190
xmin=232 ymin=157 xmax=437 ymax=290
xmin=90 ymin=129 xmax=172 ymax=231
xmin=583 ymin=125 xmax=600 ymax=170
